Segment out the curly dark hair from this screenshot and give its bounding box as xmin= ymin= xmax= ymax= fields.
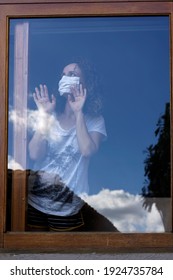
xmin=56 ymin=57 xmax=103 ymax=116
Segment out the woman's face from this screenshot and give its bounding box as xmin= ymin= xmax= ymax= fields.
xmin=58 ymin=63 xmax=86 ymax=98
xmin=62 ymin=63 xmax=84 ymax=84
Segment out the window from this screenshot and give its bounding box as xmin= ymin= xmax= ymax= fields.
xmin=0 ymin=0 xmax=172 ymax=251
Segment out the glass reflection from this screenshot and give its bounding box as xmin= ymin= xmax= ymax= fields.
xmin=8 ymin=16 xmax=171 ymax=232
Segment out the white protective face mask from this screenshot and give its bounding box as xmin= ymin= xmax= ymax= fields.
xmin=58 ymin=75 xmax=80 ymax=96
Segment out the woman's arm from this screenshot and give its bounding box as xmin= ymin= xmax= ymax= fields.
xmin=29 ymin=84 xmax=56 ymax=161
xmin=68 ymin=84 xmax=103 ymax=157
xmin=28 ymin=131 xmax=47 ymax=161
xmin=75 ymin=111 xmax=102 ymax=157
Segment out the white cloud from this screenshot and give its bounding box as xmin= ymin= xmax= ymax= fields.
xmin=82 ymin=189 xmax=165 ymax=233
xmin=9 ymin=109 xmax=61 ymax=142
xmin=8 ymin=155 xmax=24 ymax=170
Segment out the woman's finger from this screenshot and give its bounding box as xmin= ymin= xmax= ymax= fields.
xmin=51 ymin=94 xmax=56 ymax=105
xmin=44 ymin=85 xmax=49 ymax=98
xmin=35 ymin=87 xmax=41 ymax=100
xmin=79 ymin=84 xmax=84 ymax=96
xmin=40 ymin=84 xmax=45 ymax=98
xmin=83 ymin=88 xmax=87 ymax=99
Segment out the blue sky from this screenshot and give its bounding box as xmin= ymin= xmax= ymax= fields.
xmin=89 ymin=19 xmax=170 ymax=195
xmin=9 ymin=16 xmax=170 ymax=196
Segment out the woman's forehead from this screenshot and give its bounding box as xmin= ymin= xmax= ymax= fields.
xmin=63 ymin=63 xmax=81 ymax=73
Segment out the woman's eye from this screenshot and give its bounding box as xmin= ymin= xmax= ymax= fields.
xmin=64 ymin=71 xmax=79 ymax=77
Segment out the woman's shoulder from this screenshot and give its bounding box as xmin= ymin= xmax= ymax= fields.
xmin=84 ymin=114 xmax=106 ymax=132
xmin=85 ymin=112 xmax=104 ymax=120
xmin=85 ymin=113 xmax=105 ymax=124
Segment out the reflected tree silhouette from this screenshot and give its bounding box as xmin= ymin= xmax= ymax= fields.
xmin=141 ymin=103 xmax=171 ymax=231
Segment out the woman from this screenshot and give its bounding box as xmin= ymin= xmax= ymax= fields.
xmin=27 ymin=59 xmax=117 ymax=231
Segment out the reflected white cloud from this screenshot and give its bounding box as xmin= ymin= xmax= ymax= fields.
xmin=82 ymin=189 xmax=164 ymax=233
xmin=9 ymin=109 xmax=61 ymax=142
xmin=9 ymin=109 xmax=27 ymax=129
xmin=6 ymin=158 xmax=167 ymax=233
xmin=8 ymin=155 xmax=24 ymax=170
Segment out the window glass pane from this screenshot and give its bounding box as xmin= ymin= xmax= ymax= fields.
xmin=8 ymin=16 xmax=171 ymax=232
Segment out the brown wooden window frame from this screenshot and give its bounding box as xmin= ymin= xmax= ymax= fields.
xmin=0 ymin=0 xmax=173 ymax=252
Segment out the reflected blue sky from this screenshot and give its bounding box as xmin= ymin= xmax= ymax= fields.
xmin=9 ymin=16 xmax=170 ymax=196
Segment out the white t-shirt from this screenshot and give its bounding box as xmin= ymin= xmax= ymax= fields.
xmin=28 ymin=114 xmax=107 ymax=216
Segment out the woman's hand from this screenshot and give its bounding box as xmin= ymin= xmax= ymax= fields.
xmin=33 ymin=84 xmax=56 ymax=113
xmin=68 ymin=84 xmax=87 ymax=115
